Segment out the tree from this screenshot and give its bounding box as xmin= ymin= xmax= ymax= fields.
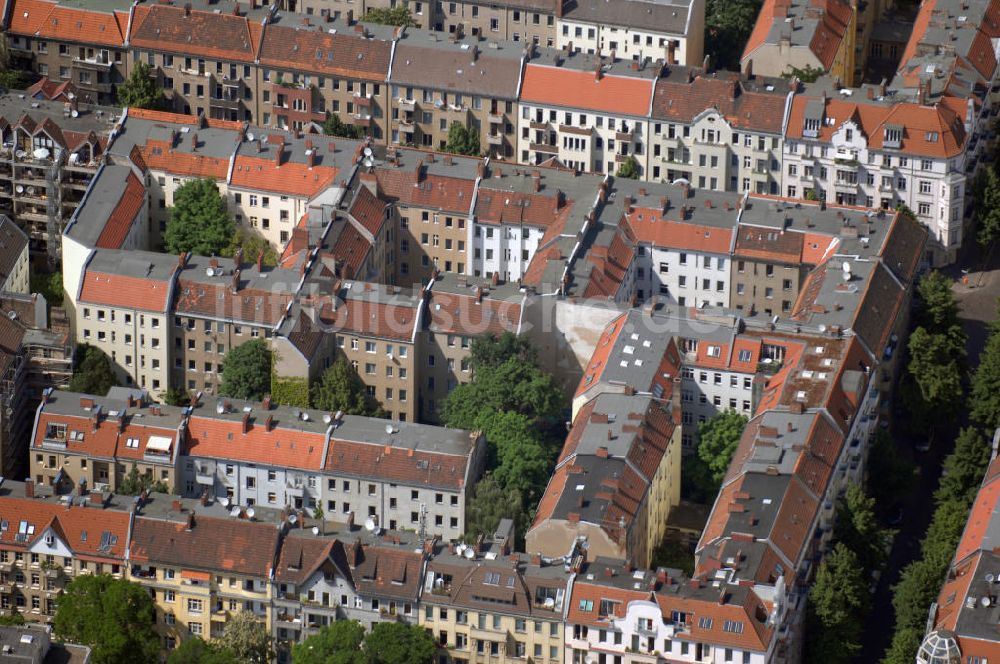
xmin=782 ymin=65 xmax=825 ymax=83
xmin=971 ymin=317 xmax=1000 ymax=429
xmin=470 ymin=332 xmax=537 ymax=370
xmin=442 ymin=356 xmax=564 ymax=428
xmin=921 ymin=499 xmax=973 ymax=569
xmin=866 ymin=429 xmax=914 ymax=513
xmin=977 ymin=166 xmax=1000 ymax=247
xmin=445 ymin=122 xmax=480 ymax=156
xmin=881 ymin=626 xmax=925 ymax=664
xmin=889 ymin=557 xmax=948 ymax=637
xmin=292 ymin=620 xmax=367 ymax=664
xmin=463 ymin=473 xmax=529 ymax=546
xmin=311 ymin=355 xmax=386 ymax=417
xmin=0 ymin=610 xmax=25 ymax=626
xmin=615 ymin=155 xmax=641 ymax=180
xmin=477 ymin=411 xmax=553 ymax=501
xmin=363 ymin=621 xmax=437 ymax=664
xmin=68 ymin=344 xmax=118 ymax=396
xmin=805 ymin=544 xmax=867 ymax=664
xmin=323 ymin=112 xmax=364 ymax=139
xmin=219 ymin=339 xmax=271 ymax=401
xmin=704 ymin=0 xmax=763 ymax=70
xmin=167 ymin=638 xmax=239 ymax=664
xmin=217 ymin=610 xmax=274 ymax=664
xmin=362 ymin=6 xmax=417 ymax=26
xmin=935 ymin=427 xmax=990 ymax=507
xmin=163 ymin=386 xmax=190 ymax=407
xmin=117 ymin=61 xmax=165 ymax=110
xmin=164 ymin=178 xmax=234 ymax=257
xmin=916 ymin=271 xmax=962 ymax=336
xmin=833 ymin=483 xmax=888 ymax=574
xmin=221 ymin=229 xmax=278 ymax=269
xmin=54 ymin=575 xmax=159 ymax=664
xmin=30 ymin=270 xmax=63 ymax=307
xmin=118 ymin=463 xmax=169 ymax=496
xmin=903 ymin=327 xmax=964 ymax=428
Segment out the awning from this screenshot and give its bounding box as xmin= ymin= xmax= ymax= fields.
xmin=145 ymin=436 xmax=173 ymax=453
xmin=180 ymin=570 xmax=210 ymax=582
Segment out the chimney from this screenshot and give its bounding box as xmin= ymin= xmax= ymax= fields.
xmin=866 ymin=87 xmax=874 ymax=100
xmin=150 ymin=405 xmax=161 ymax=416
xmin=89 ymin=492 xmax=103 ymax=507
xmin=186 ymin=511 xmax=196 ymax=530
xmin=178 ymin=251 xmax=189 ymax=269
xmin=233 ymin=247 xmax=243 ymax=268
xmin=231 ymin=269 xmax=241 ymax=294
xmin=24 ymin=478 xmax=33 ymax=498
xmin=306 ymin=149 xmax=315 ymax=169
xmin=491 ymin=271 xmax=500 ymax=287
xmin=191 ymin=132 xmax=198 ymax=151
xmin=879 ymin=77 xmax=887 ymax=97
xmin=262 ymin=395 xmax=272 ymax=410
xmin=189 ymin=394 xmax=199 ymax=409
xmin=265 ymin=414 xmax=274 ymax=432
xmin=702 ymin=53 xmax=711 ymax=73
xmin=596 ymin=446 xmax=609 ymax=458
xmin=184 ymin=1 xmax=191 ymax=16
xmin=556 ymin=0 xmax=563 ymax=17
xmin=595 ymin=61 xmax=603 ymax=81
xmin=256 ymin=249 xmax=264 ymax=273
xmin=170 ymin=129 xmax=179 ymax=149
xmin=666 ymin=42 xmax=676 ymax=65
xmin=744 ymin=58 xmax=753 ymax=79
xmin=274 ymin=141 xmax=284 ymax=166
xmin=200 ymin=490 xmax=209 ymax=506
xmin=80 ymin=397 xmax=94 ymax=409
xmin=471 ymin=44 xmax=479 ymax=61
xmin=242 ymin=412 xmax=251 ymax=434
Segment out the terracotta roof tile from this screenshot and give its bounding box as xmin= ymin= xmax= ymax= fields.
xmin=426 ymin=290 xmax=522 ymax=338
xmin=258 ymin=24 xmax=391 ymax=81
xmin=94 ymin=170 xmax=145 ymax=249
xmin=139 ymin=139 xmax=230 ymax=180
xmin=521 ymin=64 xmax=654 ymax=116
xmin=129 ymin=4 xmax=260 ymax=62
xmin=624 ymin=208 xmax=734 ymax=254
xmin=331 ymin=224 xmax=373 ymax=281
xmin=0 ymin=496 xmax=130 ymax=561
xmin=79 ymin=270 xmax=173 ymax=312
xmin=320 ymin=297 xmax=418 ymax=342
xmin=374 ymin=168 xmax=475 ymax=214
xmin=324 ymin=436 xmax=472 ymax=490
xmin=230 ymin=155 xmax=337 ymax=198
xmin=9 ymin=0 xmax=127 ymax=47
xmin=186 ymin=414 xmax=327 ymax=471
xmin=651 ymin=76 xmax=787 ymax=134
xmin=348 ymin=186 xmax=388 ymax=237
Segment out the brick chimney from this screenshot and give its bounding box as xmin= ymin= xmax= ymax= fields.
xmin=184 ymin=2 xmax=191 ymax=16
xmin=265 ymin=414 xmax=274 ymax=432
xmin=256 ymin=249 xmax=264 ymax=273
xmin=230 ymin=269 xmax=241 ymax=294
xmin=24 ymin=478 xmax=33 ymax=498
xmin=242 ymin=412 xmax=251 ymax=434
xmin=186 ymin=511 xmax=196 ymax=530
xmin=191 ymin=132 xmax=198 ymax=151
xmin=262 ymin=395 xmax=272 ymax=410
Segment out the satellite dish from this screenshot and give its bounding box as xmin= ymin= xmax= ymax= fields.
xmin=334 ymin=410 xmax=343 ymax=422
xmin=220 ymin=497 xmax=230 ymax=508
xmin=987 ymin=573 xmax=995 ymax=584
xmin=301 ymin=411 xmax=310 ymax=421
xmin=288 ymin=514 xmax=298 ymax=524
xmin=216 ymin=401 xmax=226 ymax=414
xmin=385 ymin=423 xmax=394 ymax=435
xmin=247 ymin=132 xmax=255 ymax=142
xmin=982 ymin=596 xmax=992 ymax=608
xmin=322 ymin=413 xmax=332 ymax=424
xmin=818 ymin=324 xmax=828 ymax=333
xmin=70 ymin=110 xmax=78 ymax=118
xmin=543 ymin=597 xmax=555 ymax=609
xmin=364 ymin=518 xmax=376 ymax=531
xmin=229 ymin=506 xmax=241 ymax=517
xmin=464 ymin=547 xmax=475 ymax=559
xmin=14 ymin=185 xmax=23 ymax=194
xmin=246 ymin=507 xmax=256 ymax=520
xmin=32 ymin=147 xmax=49 ymax=160
xmin=363 ymin=158 xmax=374 ymax=168
xmin=206 ymin=267 xmax=216 ymax=277
xmin=434 ymin=577 xmax=444 ymax=588
xmin=311 ymin=526 xmax=320 ymax=535
xmin=456 ymin=543 xmax=466 ymax=554
xmin=363 ymin=147 xmax=373 ymax=157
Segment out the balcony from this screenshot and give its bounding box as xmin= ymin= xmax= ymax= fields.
xmin=275 ymin=612 xmax=302 ymax=627
xmin=195 ymin=471 xmax=214 ymax=485
xmin=209 ymin=96 xmax=242 ymax=111
xmin=833 ymin=180 xmax=859 ymax=191
xmin=487 ymin=134 xmax=503 ymax=146
xmin=73 ymin=55 xmax=113 ymax=69
xmin=529 ymin=121 xmax=548 ymax=130
xmin=488 ymin=113 xmax=503 ymax=124
xmin=398 ymin=98 xmax=416 ymax=112
xmin=529 ymin=142 xmax=558 ymax=155
xmin=616 ymin=130 xmax=634 ymax=142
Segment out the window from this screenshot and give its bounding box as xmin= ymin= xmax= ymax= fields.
xmin=187 ymin=599 xmax=203 ymax=614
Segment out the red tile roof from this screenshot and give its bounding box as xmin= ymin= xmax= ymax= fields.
xmin=128 ymin=4 xmax=261 ymax=62
xmin=651 ymin=76 xmax=788 ymax=134
xmin=186 ymin=414 xmax=327 ymax=471
xmin=230 ymin=156 xmax=337 ymax=198
xmin=79 ymin=270 xmax=173 ymax=312
xmin=426 ymin=290 xmax=522 ymax=338
xmin=0 ymin=496 xmax=131 ymax=561
xmin=348 ymin=186 xmax=388 ymax=237
xmin=574 ymin=311 xmax=628 ymax=398
xmin=174 ymin=279 xmax=293 ymax=325
xmin=95 ymin=170 xmax=145 ymax=249
xmin=127 ymin=107 xmax=245 ymax=131
xmin=258 ymin=24 xmax=392 ymax=81
xmin=139 ymin=139 xmax=230 ymax=180
xmin=324 ymin=436 xmax=472 ymax=490
xmin=331 ymin=224 xmax=373 ymax=281
xmin=475 ymin=188 xmax=563 ymax=228
xmin=374 ymin=168 xmax=475 ymax=214
xmin=520 ymin=64 xmax=654 ymax=116
xmin=623 ymin=208 xmax=735 ymax=254
xmin=581 ymin=230 xmax=634 ymax=299
xmin=955 ymin=456 xmax=1000 ymax=562
xmin=9 ymin=0 xmax=128 ymax=48
xmin=34 ymin=410 xmax=178 ymax=463
xmin=320 ymin=297 xmax=418 ymax=342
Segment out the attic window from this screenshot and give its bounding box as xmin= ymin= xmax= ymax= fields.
xmin=738 ymin=350 xmax=752 ymax=362
xmin=723 ymin=620 xmax=745 ymax=634
xmin=707 ymin=345 xmax=721 ymax=358
xmin=925 ymin=131 xmax=939 ymax=142
xmin=698 ymin=616 xmax=713 ymax=629
xmin=884 ymin=126 xmax=902 ymax=148
xmin=125 ymin=437 xmax=140 ymax=448
xmin=484 ymin=571 xmax=501 ymax=585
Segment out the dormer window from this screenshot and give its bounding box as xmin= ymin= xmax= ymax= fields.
xmin=884 ymin=125 xmax=903 ymax=148
xmin=803 ymin=117 xmax=821 ymax=137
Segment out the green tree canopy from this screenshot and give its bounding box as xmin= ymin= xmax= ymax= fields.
xmin=704 ymin=0 xmax=763 ymax=70
xmin=971 ymin=315 xmax=1000 ymax=429
xmin=118 ymin=463 xmax=169 ymax=496
xmin=363 ymin=621 xmax=437 ymax=664
xmin=69 ymin=344 xmax=118 ymax=396
xmin=782 ymin=65 xmax=825 ymax=82
xmin=163 ymin=386 xmax=190 ymax=407
xmin=54 ymin=575 xmax=160 ymax=664
xmin=164 ymin=178 xmax=235 ymax=256
xmin=916 ymin=271 xmax=962 ymax=335
xmin=30 ymin=270 xmax=63 ymax=307
xmin=362 ymin=6 xmax=417 ymax=26
xmin=219 ymin=339 xmax=272 ymax=401
xmin=615 ymin=155 xmax=641 ymax=179
xmin=117 ymin=61 xmax=166 ymax=110
xmin=323 ymin=112 xmax=365 ymax=139
xmin=310 ymin=355 xmax=386 ymax=417
xmin=833 ymin=483 xmax=888 ymax=574
xmin=166 ymin=638 xmax=239 ymax=664
xmin=476 ymin=410 xmax=554 ymax=501
xmin=977 ymin=166 xmax=1000 ymax=247
xmin=682 ymin=410 xmax=748 ymax=501
xmin=470 ymin=332 xmax=537 ymax=370
xmin=445 ymin=122 xmax=481 ymax=156
xmin=903 ymin=326 xmax=965 ymax=428
xmin=442 ymin=356 xmax=564 ymax=427
xmin=217 ymin=610 xmax=274 ymax=664
xmin=935 ymin=427 xmax=990 ymax=507
xmin=220 ymin=229 xmax=278 ymax=269
xmin=292 ymin=619 xmax=367 ymax=664
xmin=866 ymin=429 xmax=914 ymax=512
xmin=463 ymin=473 xmax=529 ymax=546
xmin=805 ymin=543 xmax=868 ymax=664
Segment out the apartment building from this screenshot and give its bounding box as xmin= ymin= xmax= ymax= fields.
xmin=388 ymin=31 xmax=524 ymax=158
xmin=556 ymin=0 xmax=703 ymax=65
xmin=730 ymin=226 xmax=814 ymax=316
xmin=528 ymin=392 xmax=681 ymax=568
xmin=0 ymin=217 xmax=29 ymax=295
xmin=181 ymin=394 xmax=486 ymax=538
xmin=0 ymin=486 xmax=131 ymax=624
xmin=473 ymin=163 xmax=601 ymax=281
xmin=919 ymin=455 xmax=1000 ymax=663
xmin=372 ymin=150 xmax=480 ymax=285
xmin=128 ymin=0 xmax=268 ymax=122
xmin=420 ymin=274 xmax=524 ymax=421
xmin=30 ymin=389 xmax=185 ymax=494
xmin=619 ymin=180 xmax=738 ymax=307
xmin=648 ymin=68 xmax=791 ymax=193
xmin=519 ymin=50 xmax=657 ymax=176
xmin=741 ymin=0 xmax=857 ymax=84
xmin=172 ymin=253 xmax=300 ymax=396
xmin=129 ymin=509 xmax=281 ymax=648
xmin=0 ymin=91 xmax=116 ymax=262
xmin=0 ymin=313 xmax=28 ymax=479
xmin=72 ymin=250 xmax=178 ymax=396
xmin=419 ymin=539 xmax=571 ymax=664
xmin=565 ymin=557 xmax=776 ymax=664
xmin=257 ymin=17 xmax=395 ymax=138
xmin=5 ymin=0 xmax=130 ymax=105
xmin=782 ymin=91 xmax=969 ymax=265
